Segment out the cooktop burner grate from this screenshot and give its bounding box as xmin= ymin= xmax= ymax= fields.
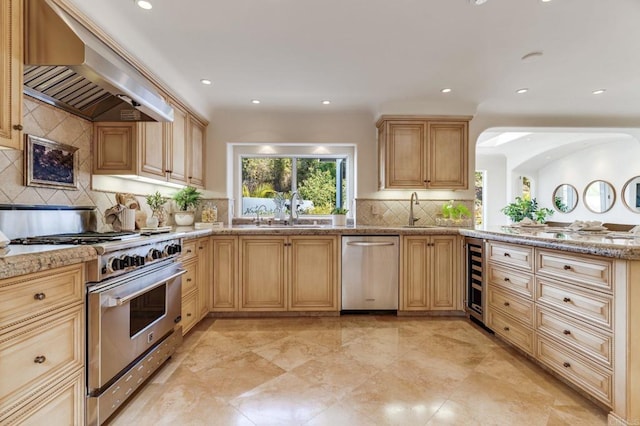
xmin=11 ymin=231 xmax=140 ymax=245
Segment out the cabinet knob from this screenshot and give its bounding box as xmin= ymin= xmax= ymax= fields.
xmin=187 ymin=313 xmax=192 ymax=317
xmin=33 ymin=292 xmax=46 ymax=301
xmin=503 ymin=302 xmax=510 ymax=307
xmin=563 ymin=362 xmax=571 ymax=368
xmin=563 ymin=297 xmax=571 ymax=303
xmin=563 ymin=329 xmax=571 ymax=335
xmin=188 ymin=176 xmax=193 ymax=179
xmin=503 ymin=252 xmax=511 ymax=257
xmin=503 ymin=277 xmax=510 ymax=282
xmin=503 ymin=326 xmax=510 ymax=331
xmin=563 ymin=265 xmax=572 ymax=270
xmin=13 ymin=124 xmax=23 ymax=131
xmin=165 ymin=170 xmax=173 ymax=173
xmin=34 ymin=355 xmax=46 ymax=364
xmin=187 ymin=278 xmax=192 ymax=282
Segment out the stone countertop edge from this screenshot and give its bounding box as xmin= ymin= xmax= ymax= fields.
xmin=460 ymin=228 xmax=640 ymax=260
xmin=0 ymin=245 xmax=98 ymax=280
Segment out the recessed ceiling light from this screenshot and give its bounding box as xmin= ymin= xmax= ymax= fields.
xmin=592 ymin=89 xmax=606 ymax=95
xmin=200 ymin=79 xmax=212 ymax=85
xmin=321 ymin=100 xmax=331 ymax=105
xmin=469 ymin=0 xmax=488 ymax=5
xmin=251 ymin=99 xmax=261 ymax=104
xmin=516 ymin=88 xmax=529 ymax=94
xmin=541 ymin=0 xmax=552 ymax=3
xmin=441 ymin=88 xmax=452 ymax=93
xmin=135 ymin=0 xmax=152 ymax=10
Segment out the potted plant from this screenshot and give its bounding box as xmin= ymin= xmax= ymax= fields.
xmin=172 ymin=186 xmax=202 ymax=226
xmin=501 ymin=196 xmax=554 ymax=224
xmin=438 ymin=200 xmax=472 ymax=226
xmin=331 ymin=207 xmax=349 ymax=227
xmin=145 ymin=191 xmax=168 ymax=227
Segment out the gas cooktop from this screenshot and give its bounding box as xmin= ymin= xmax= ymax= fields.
xmin=11 ymin=231 xmax=140 ymax=245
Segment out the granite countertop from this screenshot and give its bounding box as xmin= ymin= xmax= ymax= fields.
xmin=0 ymin=245 xmax=98 ymax=280
xmin=461 ymin=226 xmax=640 ymax=260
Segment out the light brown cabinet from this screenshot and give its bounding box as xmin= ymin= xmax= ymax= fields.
xmin=0 ymin=0 xmax=23 ymax=149
xmin=400 ymin=235 xmax=460 ymax=311
xmin=377 ymin=116 xmax=470 ymax=190
xmin=93 ymin=107 xmax=206 ymax=188
xmin=211 ymin=236 xmax=239 ymax=311
xmin=225 ymin=235 xmax=338 ymax=312
xmin=180 ymin=236 xmax=211 ymax=335
xmin=0 ymin=264 xmax=85 ymax=424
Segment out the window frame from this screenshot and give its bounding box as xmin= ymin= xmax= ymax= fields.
xmin=230 ymin=143 xmax=356 ymax=218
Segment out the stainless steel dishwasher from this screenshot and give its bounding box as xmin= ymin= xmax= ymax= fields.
xmin=341 ymin=235 xmax=399 ymax=311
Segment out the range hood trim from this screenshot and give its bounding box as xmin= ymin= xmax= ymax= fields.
xmin=24 ymin=0 xmax=174 ymax=122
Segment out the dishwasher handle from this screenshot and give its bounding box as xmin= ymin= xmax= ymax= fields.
xmin=346 ymin=241 xmax=396 ymax=247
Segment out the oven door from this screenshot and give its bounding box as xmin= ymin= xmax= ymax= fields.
xmin=87 ymin=261 xmax=184 ymax=393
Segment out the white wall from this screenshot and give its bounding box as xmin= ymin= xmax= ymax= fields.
xmin=538 ymin=139 xmax=640 ymax=225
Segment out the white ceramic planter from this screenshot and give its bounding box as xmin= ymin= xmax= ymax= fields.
xmin=332 ymin=214 xmax=347 ymax=227
xmin=174 ymin=211 xmax=195 ymax=226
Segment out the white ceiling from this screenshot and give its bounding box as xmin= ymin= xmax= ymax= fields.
xmin=66 ymin=0 xmax=640 ymax=119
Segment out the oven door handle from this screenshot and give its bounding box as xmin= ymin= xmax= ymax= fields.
xmin=107 ymin=269 xmax=187 ymax=307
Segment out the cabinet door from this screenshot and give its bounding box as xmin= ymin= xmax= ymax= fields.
xmin=138 ymin=121 xmax=167 ymax=180
xmin=212 ymin=237 xmax=238 ymax=311
xmin=167 ymin=101 xmax=188 ymax=184
xmin=93 ymin=123 xmax=136 ymax=174
xmin=0 ymin=0 xmax=22 ymax=149
xmin=197 ymin=237 xmax=210 ymax=318
xmin=188 ymin=117 xmax=206 ymax=188
xmin=181 ymin=290 xmax=198 ymax=335
xmin=427 ymin=121 xmax=468 ymax=189
xmin=430 ymin=235 xmax=458 ymax=310
xmin=289 ymin=236 xmax=338 ymax=311
xmin=384 ymin=121 xmax=426 ymax=188
xmin=401 ymin=236 xmax=430 ymax=310
xmin=239 ymin=236 xmax=286 ymax=311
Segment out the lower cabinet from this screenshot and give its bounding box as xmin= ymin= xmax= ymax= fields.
xmin=214 ymin=235 xmax=339 ymax=312
xmin=0 ymin=264 xmax=85 ymax=424
xmin=400 ymin=235 xmax=460 ymax=311
xmin=180 ymin=236 xmax=211 ymax=335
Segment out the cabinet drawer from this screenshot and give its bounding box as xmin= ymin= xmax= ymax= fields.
xmin=535 ymin=335 xmax=612 ymax=407
xmin=180 ymin=239 xmax=198 ymax=262
xmin=1 ymin=370 xmax=84 ymax=426
xmin=487 ymin=265 xmax=534 ymax=299
xmin=0 ymin=307 xmax=83 ymax=418
xmin=181 ymin=260 xmax=198 ymax=296
xmin=536 ymin=306 xmax=613 ymax=368
xmin=486 ymin=309 xmax=534 ymax=355
xmin=181 ymin=291 xmax=198 ymax=335
xmin=0 ymin=264 xmax=83 ymax=332
xmin=536 ymin=278 xmax=612 ymax=331
xmin=536 ymin=249 xmax=612 ymax=292
xmin=487 ymin=286 xmax=534 ymax=327
xmin=486 ymin=242 xmax=533 ymax=272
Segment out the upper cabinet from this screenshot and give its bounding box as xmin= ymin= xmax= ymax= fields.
xmin=0 ymin=0 xmax=23 ymax=149
xmin=93 ymin=103 xmax=207 ymax=188
xmin=377 ymin=115 xmax=470 ymax=190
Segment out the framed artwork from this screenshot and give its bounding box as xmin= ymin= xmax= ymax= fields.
xmin=24 ymin=134 xmax=79 ymax=190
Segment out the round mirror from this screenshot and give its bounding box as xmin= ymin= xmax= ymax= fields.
xmin=622 ymin=176 xmax=640 ymax=213
xmin=552 ymin=184 xmax=578 ymax=213
xmin=583 ymin=180 xmax=616 ymax=213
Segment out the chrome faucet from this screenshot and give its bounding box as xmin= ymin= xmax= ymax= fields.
xmin=408 ymin=192 xmax=420 ymax=226
xmin=289 ymin=192 xmax=299 ymax=225
xmin=254 ymin=204 xmax=268 ymax=225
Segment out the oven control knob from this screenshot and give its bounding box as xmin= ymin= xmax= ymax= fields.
xmin=167 ymin=244 xmax=180 ymax=255
xmin=147 ymin=249 xmax=162 ymax=260
xmin=134 ymin=255 xmax=145 ymax=266
xmin=107 ymin=257 xmax=125 ymax=272
xmin=121 ymin=255 xmax=135 ymax=268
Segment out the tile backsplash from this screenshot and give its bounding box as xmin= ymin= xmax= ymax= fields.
xmin=356 ymin=198 xmax=474 ymax=227
xmin=0 ymin=97 xmax=232 ymax=230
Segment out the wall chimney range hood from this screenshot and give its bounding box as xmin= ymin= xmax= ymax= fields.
xmin=23 ymin=0 xmax=174 ymax=122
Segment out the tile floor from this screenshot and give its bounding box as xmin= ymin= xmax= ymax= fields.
xmin=108 ymin=316 xmax=608 ymax=426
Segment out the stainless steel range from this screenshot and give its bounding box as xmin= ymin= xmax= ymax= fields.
xmin=2 ymin=205 xmax=185 ymax=425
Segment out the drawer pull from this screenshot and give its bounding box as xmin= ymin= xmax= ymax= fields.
xmin=563 ymin=265 xmax=572 ymax=270
xmin=187 ymin=313 xmax=192 ymax=317
xmin=187 ymin=278 xmax=192 ymax=282
xmin=187 ymin=249 xmax=192 ymax=254
xmin=33 ymin=292 xmax=46 ymax=301
xmin=563 ymin=362 xmax=571 ymax=368
xmin=563 ymin=329 xmax=572 ymax=335
xmin=503 ymin=302 xmax=510 ymax=307
xmin=13 ymin=124 xmax=23 ymax=131
xmin=563 ymin=297 xmax=571 ymax=303
xmin=34 ymin=355 xmax=46 ymax=364
xmin=503 ymin=326 xmax=510 ymax=331
xmin=504 ymin=253 xmax=511 ymax=257
xmin=503 ymin=277 xmax=511 ymax=282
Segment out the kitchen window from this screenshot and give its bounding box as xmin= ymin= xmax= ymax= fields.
xmin=230 ymin=144 xmax=355 ymax=218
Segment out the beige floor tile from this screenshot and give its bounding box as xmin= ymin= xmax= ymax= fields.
xmin=253 ymin=335 xmax=333 ymax=371
xmin=304 ymin=401 xmax=378 ymax=426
